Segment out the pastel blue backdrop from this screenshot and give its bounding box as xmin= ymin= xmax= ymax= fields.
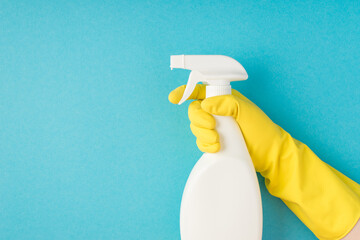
xmin=1 ymin=1 xmax=359 ymax=239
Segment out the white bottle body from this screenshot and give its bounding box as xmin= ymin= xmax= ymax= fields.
xmin=180 ymin=87 xmax=263 ymax=240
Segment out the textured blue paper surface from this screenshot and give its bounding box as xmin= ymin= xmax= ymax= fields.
xmin=0 ymin=1 xmax=359 ymax=239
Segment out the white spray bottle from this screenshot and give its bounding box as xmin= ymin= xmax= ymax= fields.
xmin=171 ymin=55 xmax=263 ymax=240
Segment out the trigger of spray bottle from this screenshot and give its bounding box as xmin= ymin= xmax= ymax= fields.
xmin=170 ymin=54 xmax=248 ymax=104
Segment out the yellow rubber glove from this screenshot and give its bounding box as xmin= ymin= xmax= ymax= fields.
xmin=169 ymin=84 xmax=360 ymax=240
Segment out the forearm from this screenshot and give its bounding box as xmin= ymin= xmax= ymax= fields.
xmin=342 ymin=219 xmax=360 ymax=240
xmin=260 ymin=132 xmax=360 ymax=239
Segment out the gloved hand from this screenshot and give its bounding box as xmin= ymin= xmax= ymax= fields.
xmin=169 ymin=84 xmax=360 ymax=240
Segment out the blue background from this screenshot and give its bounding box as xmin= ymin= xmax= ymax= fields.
xmin=1 ymin=1 xmax=359 ymax=239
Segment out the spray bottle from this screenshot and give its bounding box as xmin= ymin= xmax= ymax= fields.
xmin=170 ymin=55 xmax=262 ymax=240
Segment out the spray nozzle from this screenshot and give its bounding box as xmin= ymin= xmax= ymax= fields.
xmin=170 ymin=55 xmax=248 ymax=105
